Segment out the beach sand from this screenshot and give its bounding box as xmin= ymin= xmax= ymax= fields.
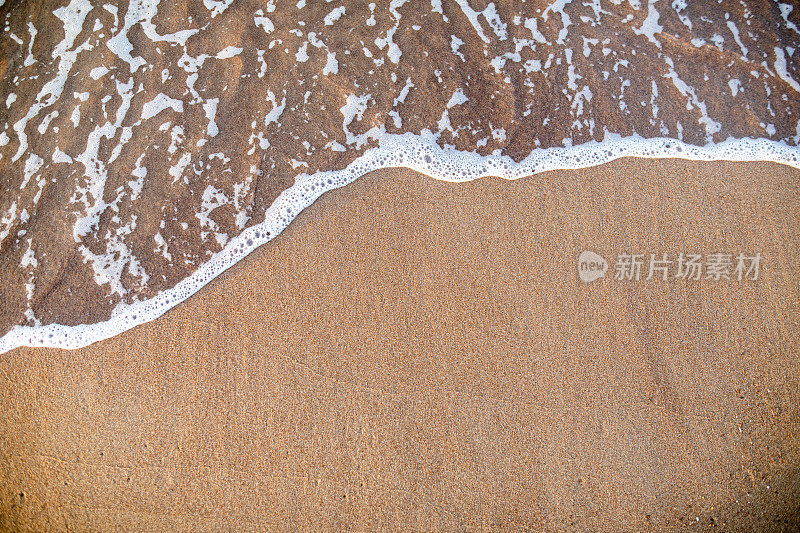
xmin=1 ymin=158 xmax=799 ymax=531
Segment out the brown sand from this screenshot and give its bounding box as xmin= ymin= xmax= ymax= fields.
xmin=1 ymin=158 xmax=799 ymax=531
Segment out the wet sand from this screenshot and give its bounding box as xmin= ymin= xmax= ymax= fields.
xmin=1 ymin=158 xmax=799 ymax=531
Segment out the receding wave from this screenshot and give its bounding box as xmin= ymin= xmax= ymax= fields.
xmin=1 ymin=0 xmax=799 ymax=352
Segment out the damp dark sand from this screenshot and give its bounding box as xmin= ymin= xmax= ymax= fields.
xmin=3 ymin=0 xmax=800 ymax=340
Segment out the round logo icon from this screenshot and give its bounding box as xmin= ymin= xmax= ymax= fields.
xmin=577 ymin=251 xmax=607 ymax=283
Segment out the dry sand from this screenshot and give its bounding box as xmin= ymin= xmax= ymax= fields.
xmin=1 ymin=158 xmax=799 ymax=531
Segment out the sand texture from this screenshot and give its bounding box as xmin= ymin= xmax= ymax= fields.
xmin=1 ymin=159 xmax=799 ymax=531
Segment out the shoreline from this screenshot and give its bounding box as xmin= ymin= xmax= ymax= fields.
xmin=3 ymin=135 xmax=800 ymax=353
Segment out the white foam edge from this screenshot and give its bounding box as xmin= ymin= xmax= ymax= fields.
xmin=1 ymin=131 xmax=799 ymax=354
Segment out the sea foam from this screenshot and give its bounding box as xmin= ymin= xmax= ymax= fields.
xmin=1 ymin=132 xmax=798 ymax=353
